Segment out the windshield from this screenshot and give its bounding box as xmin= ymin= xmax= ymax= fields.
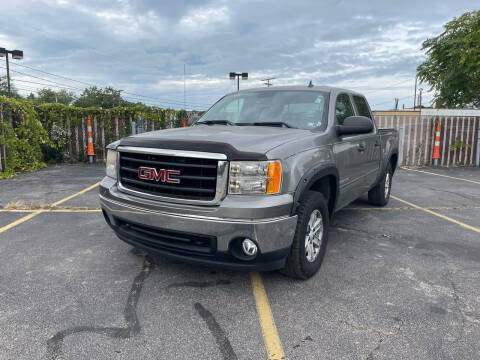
xmin=197 ymin=90 xmax=329 ymax=130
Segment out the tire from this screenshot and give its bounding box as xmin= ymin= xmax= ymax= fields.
xmin=282 ymin=191 xmax=329 ymax=279
xmin=368 ymin=162 xmax=393 ymax=206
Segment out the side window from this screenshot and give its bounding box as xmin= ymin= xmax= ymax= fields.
xmin=352 ymin=95 xmax=372 ymax=119
xmin=335 ymin=93 xmax=354 ymax=125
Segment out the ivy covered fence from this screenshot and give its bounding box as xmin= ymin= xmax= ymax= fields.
xmin=0 ymin=96 xmax=188 ymax=178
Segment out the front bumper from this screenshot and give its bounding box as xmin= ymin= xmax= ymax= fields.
xmin=100 ymin=177 xmax=297 ymax=271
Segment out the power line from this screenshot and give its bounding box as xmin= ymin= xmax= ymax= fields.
xmin=374 ymin=95 xmax=411 ymax=107
xmin=8 ymin=62 xmax=211 ymax=107
xmin=0 ymin=66 xmax=85 ymax=91
xmin=10 ymin=62 xmax=95 ymax=87
xmin=11 ymin=78 xmax=82 ymax=91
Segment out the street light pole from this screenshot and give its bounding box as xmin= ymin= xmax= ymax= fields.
xmin=229 ymin=72 xmax=248 ymax=91
xmin=5 ymin=51 xmax=10 ymax=96
xmin=0 ymin=48 xmax=24 ymax=97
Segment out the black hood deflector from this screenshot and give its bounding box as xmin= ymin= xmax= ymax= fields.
xmin=119 ymin=137 xmax=268 ymax=161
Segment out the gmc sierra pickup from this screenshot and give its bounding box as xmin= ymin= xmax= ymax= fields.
xmin=100 ymin=86 xmax=399 ymax=279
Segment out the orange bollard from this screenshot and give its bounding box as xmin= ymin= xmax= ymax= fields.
xmin=87 ymin=115 xmax=95 ymax=164
xmin=182 ymin=117 xmax=187 ymax=127
xmin=432 ymin=122 xmax=441 ymax=167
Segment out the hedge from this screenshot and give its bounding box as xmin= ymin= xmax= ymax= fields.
xmin=0 ymin=97 xmax=187 ymax=179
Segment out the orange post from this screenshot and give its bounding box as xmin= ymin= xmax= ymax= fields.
xmin=432 ymin=122 xmax=441 ymax=166
xmin=182 ymin=117 xmax=187 ymax=127
xmin=87 ymin=115 xmax=95 ymax=163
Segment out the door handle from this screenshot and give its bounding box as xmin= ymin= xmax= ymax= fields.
xmin=357 ymin=145 xmax=365 ymax=152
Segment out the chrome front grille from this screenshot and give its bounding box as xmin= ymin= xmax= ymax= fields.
xmin=116 ymin=147 xmax=228 ymax=205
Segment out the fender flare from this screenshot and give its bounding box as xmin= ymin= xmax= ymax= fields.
xmin=389 ymin=149 xmax=399 ymax=172
xmin=291 ymin=164 xmax=339 ymax=216
xmin=372 ymin=149 xmax=399 ymax=187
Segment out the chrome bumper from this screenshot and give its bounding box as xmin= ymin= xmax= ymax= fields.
xmin=100 ymin=177 xmax=297 ymax=270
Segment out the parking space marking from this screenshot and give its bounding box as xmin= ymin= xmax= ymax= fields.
xmin=401 ymin=167 xmax=480 ymax=185
xmin=391 ymin=195 xmax=480 ymax=233
xmin=3 ymin=204 xmax=479 ymax=214
xmin=343 ymin=205 xmax=480 ymax=211
xmin=0 ymin=211 xmax=42 ymax=234
xmin=250 ymin=272 xmax=285 ymax=360
xmin=0 ymin=181 xmax=100 ymax=234
xmin=0 ymin=209 xmax=102 ymax=213
xmin=51 ymin=181 xmax=101 ymax=206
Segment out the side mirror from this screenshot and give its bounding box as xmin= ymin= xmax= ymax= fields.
xmin=336 ymin=116 xmax=373 ymax=136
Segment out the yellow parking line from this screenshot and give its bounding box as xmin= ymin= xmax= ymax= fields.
xmin=401 ymin=167 xmax=480 ymax=185
xmin=45 ymin=209 xmax=102 ymax=213
xmin=0 ymin=208 xmax=102 ymax=213
xmin=51 ymin=181 xmax=101 ymax=206
xmin=0 ymin=182 xmax=101 ymax=234
xmin=343 ymin=205 xmax=480 ymax=211
xmin=0 ymin=211 xmax=43 ymax=234
xmin=391 ymin=195 xmax=480 ymax=233
xmin=250 ymin=272 xmax=285 ymax=360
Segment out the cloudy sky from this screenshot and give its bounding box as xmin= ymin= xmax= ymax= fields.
xmin=0 ymin=0 xmax=476 ymax=110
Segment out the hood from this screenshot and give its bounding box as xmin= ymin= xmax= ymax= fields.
xmin=118 ymin=125 xmax=314 ymax=160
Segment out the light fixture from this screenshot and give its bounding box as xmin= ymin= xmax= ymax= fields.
xmin=11 ymin=50 xmax=23 ymax=60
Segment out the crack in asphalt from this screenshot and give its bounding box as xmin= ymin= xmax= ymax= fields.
xmin=446 ymin=275 xmax=467 ymax=346
xmin=166 ymin=279 xmax=232 ymax=290
xmin=366 ymin=338 xmax=383 ymax=360
xmin=425 ymin=187 xmax=480 ymax=202
xmin=43 ymin=252 xmax=237 ymax=360
xmin=342 ymin=317 xmax=403 ymax=360
xmin=194 ymin=303 xmax=238 ymax=360
xmin=43 ymin=254 xmax=154 ymax=360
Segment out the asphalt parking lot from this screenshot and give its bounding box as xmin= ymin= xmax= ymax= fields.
xmin=1 ymin=164 xmax=479 ymax=360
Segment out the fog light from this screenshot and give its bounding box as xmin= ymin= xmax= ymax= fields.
xmin=242 ymin=238 xmax=258 ymax=256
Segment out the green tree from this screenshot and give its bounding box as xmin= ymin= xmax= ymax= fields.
xmin=73 ymin=86 xmax=136 ymax=108
xmin=417 ymin=11 xmax=480 ymax=108
xmin=31 ymin=88 xmax=75 ymax=105
xmin=0 ymin=75 xmax=21 ymax=98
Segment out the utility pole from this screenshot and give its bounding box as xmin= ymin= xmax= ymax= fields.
xmin=184 ymin=63 xmax=186 ymax=110
xmin=417 ymin=88 xmax=423 ymax=108
xmin=5 ymin=51 xmax=10 ymax=96
xmin=413 ymin=76 xmax=418 ymax=110
xmin=394 ymin=98 xmax=399 ymax=110
xmin=0 ymin=48 xmax=24 ymax=97
xmin=229 ymin=72 xmax=248 ymax=91
xmin=262 ymin=77 xmax=275 ymax=87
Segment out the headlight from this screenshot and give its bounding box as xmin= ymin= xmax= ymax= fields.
xmin=229 ymin=161 xmax=282 ymax=195
xmin=106 ymin=149 xmax=118 ymax=179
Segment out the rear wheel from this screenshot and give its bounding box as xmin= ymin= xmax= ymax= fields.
xmin=282 ymin=191 xmax=329 ymax=279
xmin=368 ymin=163 xmax=392 ymax=206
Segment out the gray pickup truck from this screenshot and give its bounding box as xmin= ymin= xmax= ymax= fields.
xmin=100 ymin=86 xmax=398 ymax=279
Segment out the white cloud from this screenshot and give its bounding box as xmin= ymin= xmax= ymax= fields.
xmin=179 ymin=5 xmax=230 ymax=35
xmin=0 ymin=0 xmax=474 ymax=109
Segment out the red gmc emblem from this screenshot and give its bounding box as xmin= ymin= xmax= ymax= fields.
xmin=138 ymin=166 xmax=180 ymax=184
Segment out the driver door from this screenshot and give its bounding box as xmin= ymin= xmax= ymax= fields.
xmin=333 ymin=93 xmax=366 ymax=208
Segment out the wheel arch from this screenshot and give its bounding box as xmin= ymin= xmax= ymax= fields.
xmin=390 ymin=152 xmax=398 ymax=173
xmin=291 ymin=165 xmax=339 ymax=217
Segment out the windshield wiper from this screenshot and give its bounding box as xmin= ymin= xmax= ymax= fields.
xmin=196 ymin=120 xmax=235 ymax=126
xmin=251 ymin=122 xmax=295 ymax=128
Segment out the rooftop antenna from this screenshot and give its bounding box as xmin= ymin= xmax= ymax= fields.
xmin=308 ymin=80 xmax=314 ymax=88
xmin=262 ymin=77 xmax=276 ymax=87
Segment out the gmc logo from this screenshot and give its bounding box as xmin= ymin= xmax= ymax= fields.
xmin=138 ymin=166 xmax=180 ymax=184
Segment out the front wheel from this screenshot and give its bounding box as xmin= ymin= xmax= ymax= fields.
xmin=281 ymin=191 xmax=329 ymax=279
